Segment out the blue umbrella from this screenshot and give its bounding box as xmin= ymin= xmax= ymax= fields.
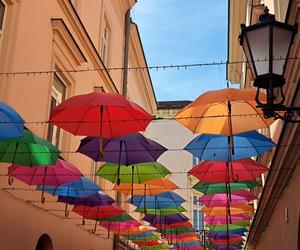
xmin=37 ymin=176 xmax=100 ymax=198
xmin=185 ymin=130 xmax=276 ymax=161
xmin=129 ymin=192 xmax=185 ymax=209
xmin=0 ymin=102 xmax=24 ymax=140
xmin=173 ymin=241 xmax=202 ymax=248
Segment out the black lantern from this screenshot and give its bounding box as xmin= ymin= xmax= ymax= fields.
xmin=239 ymin=7 xmax=299 ymax=122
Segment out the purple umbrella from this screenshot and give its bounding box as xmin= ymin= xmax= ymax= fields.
xmin=215 ymin=246 xmax=242 ymax=250
xmin=143 ymin=213 xmax=189 ymax=225
xmin=210 ymin=233 xmax=242 ymax=239
xmin=58 ymin=191 xmax=115 ymax=217
xmin=77 ymin=133 xmax=167 ymax=166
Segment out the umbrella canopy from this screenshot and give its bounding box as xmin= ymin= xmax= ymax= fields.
xmin=193 ymin=181 xmax=260 ymax=194
xmin=129 ymin=192 xmax=185 ymax=209
xmin=100 ymin=221 xmax=139 ymax=231
xmin=97 ymin=162 xmax=170 ymax=184
xmin=0 ymin=129 xmax=59 ymax=166
xmin=135 ymin=205 xmax=186 ymax=215
xmin=208 ymin=222 xmax=249 ymax=232
xmin=153 ymin=221 xmax=193 ymax=230
xmin=117 ymin=225 xmax=149 ymax=235
xmin=58 ymin=191 xmax=115 ymax=206
xmin=0 ymin=102 xmax=24 ymax=140
xmin=37 ymin=176 xmax=100 ymax=197
xmin=73 ymin=204 xmax=124 ymax=220
xmin=49 ymin=92 xmax=152 ymax=138
xmin=204 ymin=215 xmax=250 ymax=225
xmin=134 ymin=240 xmax=164 ymax=247
xmin=189 ymin=159 xmax=268 ymax=183
xmin=127 ymin=232 xmax=159 ymax=241
xmin=199 ymin=190 xmax=257 ymax=207
xmin=143 ymin=213 xmax=189 ymax=225
xmin=210 ymin=233 xmax=243 ymax=239
xmin=209 ymin=228 xmax=247 ymax=236
xmin=113 ymin=178 xmax=178 ymax=196
xmin=185 ymin=130 xmax=275 ymax=161
xmin=164 ymin=232 xmax=197 ymax=240
xmin=77 ymin=133 xmax=167 ymax=165
xmin=9 ymin=160 xmax=82 ymax=186
xmin=211 ymin=236 xmax=244 ymax=245
xmin=174 ymin=88 xmax=273 ymax=135
xmin=215 ymin=246 xmax=242 ymax=250
xmin=202 ymin=204 xmax=254 ymax=216
xmin=163 ymin=227 xmax=195 ymax=234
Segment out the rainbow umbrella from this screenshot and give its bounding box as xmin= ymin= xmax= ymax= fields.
xmin=199 ymin=190 xmax=256 ymax=207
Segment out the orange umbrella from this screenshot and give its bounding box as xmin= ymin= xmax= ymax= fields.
xmin=116 ymin=225 xmax=149 ymax=235
xmin=174 ymin=88 xmax=273 ymax=135
xmin=113 ymin=178 xmax=178 ymax=196
xmin=202 ymin=204 xmax=254 ymax=216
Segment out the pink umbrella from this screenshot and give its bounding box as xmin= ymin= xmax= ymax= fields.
xmin=9 ymin=159 xmax=82 ymax=202
xmin=199 ymin=190 xmax=256 ymax=207
xmin=165 ymin=232 xmax=197 ymax=240
xmin=203 ymin=215 xmax=250 ymax=225
xmin=99 ymin=221 xmax=140 ymax=231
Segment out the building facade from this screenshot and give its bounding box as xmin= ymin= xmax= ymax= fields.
xmin=0 ymin=0 xmax=156 ymax=249
xmin=227 ymin=0 xmax=300 ymax=249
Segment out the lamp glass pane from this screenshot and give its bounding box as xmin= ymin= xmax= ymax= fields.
xmin=273 ymin=25 xmax=294 ymax=75
xmin=247 ymin=26 xmax=270 ymax=76
xmin=242 ymin=36 xmax=257 ymax=78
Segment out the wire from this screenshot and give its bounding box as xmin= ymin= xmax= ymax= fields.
xmin=0 ymin=57 xmax=298 ymax=76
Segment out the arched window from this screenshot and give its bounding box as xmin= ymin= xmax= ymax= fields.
xmin=36 ymin=234 xmax=53 ymax=250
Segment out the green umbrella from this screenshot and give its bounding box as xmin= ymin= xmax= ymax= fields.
xmin=100 ymin=212 xmax=134 ymax=222
xmin=193 ymin=180 xmax=261 ymax=194
xmin=162 ymin=226 xmax=195 ymax=234
xmin=140 ymin=245 xmax=168 ymax=250
xmin=135 ymin=206 xmax=186 ymax=215
xmin=208 ymin=221 xmax=250 ymax=231
xmin=96 ymin=162 xmax=170 ymax=184
xmin=128 ymin=235 xmax=159 ymax=242
xmin=0 ymin=130 xmax=60 ymax=183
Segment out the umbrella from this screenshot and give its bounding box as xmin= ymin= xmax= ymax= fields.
xmin=117 ymin=225 xmax=149 ymax=235
xmin=209 ymin=233 xmax=243 ymax=239
xmin=58 ymin=191 xmax=115 ymax=216
xmin=49 ymin=91 xmax=152 ymax=138
xmin=134 ymin=240 xmax=164 ymax=247
xmin=77 ymin=133 xmax=167 ymax=165
xmin=37 ymin=177 xmax=100 ymax=203
xmin=129 ymin=192 xmax=185 ymax=209
xmin=96 ymin=162 xmax=170 ymax=184
xmin=189 ymin=158 xmax=268 ymax=183
xmin=135 ymin=205 xmax=186 ymax=215
xmin=153 ymin=221 xmax=192 ymax=230
xmin=202 ymin=204 xmax=254 ymax=216
xmin=199 ymin=190 xmax=257 ymax=207
xmin=211 ymin=236 xmax=244 ymax=245
xmin=208 ymin=222 xmax=250 ymax=232
xmin=193 ymin=180 xmax=260 ymax=194
xmin=9 ymin=160 xmax=82 ymax=203
xmin=185 ymin=130 xmax=276 ymax=161
xmin=204 ymin=215 xmax=250 ymax=225
xmin=174 ymin=88 xmax=273 ymax=135
xmin=209 ymin=228 xmax=247 ymax=235
xmin=0 ymin=129 xmax=59 ymax=167
xmin=143 ymin=213 xmax=189 ymax=225
xmin=0 ymin=102 xmax=24 ymax=140
xmin=73 ymin=204 xmax=124 ymax=225
xmin=215 ymin=246 xmax=242 ymax=250
xmin=113 ymin=178 xmax=178 ymax=196
xmin=126 ymin=232 xmax=159 ymax=241
xmin=162 ymin=227 xmax=195 ymax=235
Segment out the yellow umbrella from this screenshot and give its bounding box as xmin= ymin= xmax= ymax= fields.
xmin=202 ymin=204 xmax=254 ymax=216
xmin=113 ymin=178 xmax=178 ymax=196
xmin=174 ymin=88 xmax=274 ymax=135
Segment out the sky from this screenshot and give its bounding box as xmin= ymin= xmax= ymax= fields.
xmin=132 ymin=0 xmax=228 ymax=102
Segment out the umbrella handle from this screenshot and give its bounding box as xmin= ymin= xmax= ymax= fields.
xmin=99 ymin=105 xmax=104 ymax=158
xmin=92 ymin=221 xmax=98 ymax=233
xmin=82 ymin=218 xmax=85 ymax=226
xmin=8 ymin=176 xmax=14 ymax=185
xmin=64 ymin=203 xmax=69 ymax=217
xmin=41 ymin=187 xmax=46 ymax=204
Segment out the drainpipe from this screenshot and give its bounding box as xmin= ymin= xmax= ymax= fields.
xmin=113 ymin=8 xmax=131 ymax=250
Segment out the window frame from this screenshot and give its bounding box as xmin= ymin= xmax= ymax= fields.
xmin=0 ymin=0 xmax=7 ymax=38
xmin=100 ymin=17 xmax=110 ymax=66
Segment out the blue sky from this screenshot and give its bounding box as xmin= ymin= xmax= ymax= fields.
xmin=132 ymin=0 xmax=228 ymax=101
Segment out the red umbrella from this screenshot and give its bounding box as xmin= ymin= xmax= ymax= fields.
xmin=211 ymin=236 xmax=244 ymax=245
xmin=133 ymin=240 xmax=164 ymax=246
xmin=189 ymin=158 xmax=268 ymax=183
xmin=153 ymin=221 xmax=193 ymax=229
xmin=73 ymin=204 xmax=124 ymax=225
xmin=49 ymin=92 xmax=152 ymax=138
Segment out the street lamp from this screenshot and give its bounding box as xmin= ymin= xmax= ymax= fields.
xmin=239 ymin=7 xmax=299 ymax=122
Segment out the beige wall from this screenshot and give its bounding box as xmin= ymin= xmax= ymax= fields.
xmin=0 ymin=0 xmax=156 ymax=249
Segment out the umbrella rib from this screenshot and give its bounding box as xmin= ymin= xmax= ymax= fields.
xmin=29 ymin=164 xmax=39 ymax=185
xmin=73 ymin=107 xmax=91 ymax=136
xmin=25 ymin=142 xmax=34 ymax=166
xmin=121 ymin=106 xmax=145 ymax=132
xmin=104 ymin=105 xmax=113 ymax=138
xmin=242 ymin=99 xmax=270 ymax=127
xmin=40 ymin=144 xmax=56 ymax=165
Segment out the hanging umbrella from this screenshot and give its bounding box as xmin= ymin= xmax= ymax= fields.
xmin=185 ymin=130 xmax=275 ymax=161
xmin=97 ymin=162 xmax=170 ymax=184
xmin=58 ymin=191 xmax=115 ymax=217
xmin=209 ymin=229 xmax=246 ymax=237
xmin=174 ymin=88 xmax=273 ymax=135
xmin=0 ymin=102 xmax=24 ymax=140
xmin=208 ymin=222 xmax=249 ymax=232
xmin=140 ymin=245 xmax=169 ymax=250
xmin=49 ymin=91 xmax=152 ymax=138
xmin=77 ymin=133 xmax=167 ymax=165
xmin=199 ymin=190 xmax=256 ymax=207
xmin=143 ymin=213 xmax=189 ymax=225
xmin=204 ymin=215 xmax=250 ymax=225
xmin=0 ymin=129 xmax=59 ymax=167
xmin=134 ymin=240 xmax=164 ymax=247
xmin=153 ymin=221 xmax=193 ymax=230
xmin=189 ymin=159 xmax=268 ymax=183
xmin=9 ymin=160 xmax=82 ymax=203
xmin=164 ymin=232 xmax=197 ymax=240
xmin=202 ymin=204 xmax=254 ymax=216
xmin=211 ymin=236 xmax=244 ymax=245
xmin=193 ymin=180 xmax=260 ymax=195
xmin=215 ymin=246 xmax=242 ymax=250
xmin=127 ymin=231 xmax=159 ymax=241
xmin=37 ymin=176 xmax=100 ymax=201
xmin=210 ymin=233 xmax=243 ymax=239
xmin=113 ymin=178 xmax=178 ymax=196
xmin=129 ymin=192 xmax=185 ymax=209
xmin=162 ymin=227 xmax=196 ymax=235
xmin=135 ymin=205 xmax=186 ymax=215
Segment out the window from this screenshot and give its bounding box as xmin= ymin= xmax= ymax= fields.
xmin=100 ymin=19 xmax=110 ymax=66
xmin=36 ymin=234 xmax=53 ymax=250
xmin=0 ymin=1 xmax=5 ymax=30
xmin=198 ymin=211 xmax=204 ymax=230
xmin=193 ymin=209 xmax=198 ymax=229
xmin=192 ymin=155 xmax=199 ymax=166
xmin=193 ymin=195 xmax=198 ymax=206
xmin=47 ymin=74 xmax=66 ymax=147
